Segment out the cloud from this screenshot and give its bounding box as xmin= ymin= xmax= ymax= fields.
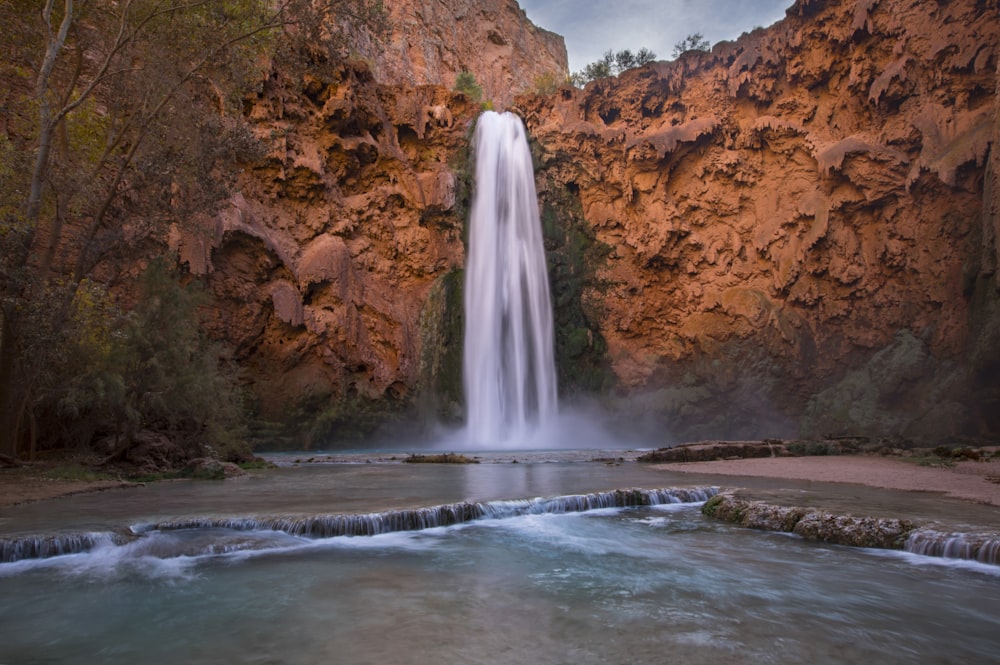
xmin=518 ymin=0 xmax=792 ymax=73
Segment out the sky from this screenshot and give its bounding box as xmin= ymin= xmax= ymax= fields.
xmin=516 ymin=0 xmax=794 ymax=74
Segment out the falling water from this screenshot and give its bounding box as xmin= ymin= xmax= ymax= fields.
xmin=464 ymin=111 xmax=558 ymax=446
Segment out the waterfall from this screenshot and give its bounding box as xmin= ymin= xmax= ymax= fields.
xmin=464 ymin=111 xmax=558 ymax=446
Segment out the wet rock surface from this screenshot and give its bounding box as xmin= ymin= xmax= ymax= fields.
xmin=705 ymin=491 xmax=912 ymax=549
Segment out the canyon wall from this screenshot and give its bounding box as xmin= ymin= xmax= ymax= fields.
xmin=177 ymin=0 xmax=1000 ymax=446
xmin=171 ymin=62 xmax=477 ymax=444
xmin=519 ymin=0 xmax=1000 ymax=441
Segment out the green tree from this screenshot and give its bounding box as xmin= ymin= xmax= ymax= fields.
xmin=570 ymin=48 xmax=657 ymax=87
xmin=107 ymin=259 xmax=250 ymax=462
xmin=0 ymin=0 xmax=389 ymax=459
xmin=454 ymin=70 xmax=483 ymax=102
xmin=672 ymin=33 xmax=710 ymax=59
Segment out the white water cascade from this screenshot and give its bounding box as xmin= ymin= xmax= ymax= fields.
xmin=463 ymin=111 xmax=558 ymax=446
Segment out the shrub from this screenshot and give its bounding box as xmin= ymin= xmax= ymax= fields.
xmin=570 ymin=48 xmax=657 ymax=87
xmin=454 ymin=71 xmax=483 ymax=102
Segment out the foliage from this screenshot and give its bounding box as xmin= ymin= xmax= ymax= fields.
xmin=111 ymin=259 xmax=250 ymax=461
xmin=0 ymin=259 xmax=250 ymax=461
xmin=531 ymin=71 xmax=564 ymax=96
xmin=57 ymin=260 xmax=249 ymax=461
xmin=0 ymin=0 xmax=390 ymax=459
xmin=454 ymin=70 xmax=484 ymax=102
xmin=538 ymin=182 xmax=616 ymax=395
xmin=672 ymin=33 xmax=710 ymax=59
xmin=570 ymin=48 xmax=656 ymax=86
xmin=417 ymin=269 xmax=465 ymax=424
xmin=291 ymin=392 xmax=407 ymax=449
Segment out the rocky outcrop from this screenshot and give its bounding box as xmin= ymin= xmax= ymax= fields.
xmin=518 ymin=0 xmax=1000 ymax=441
xmin=353 ymin=0 xmax=568 ymax=108
xmin=169 ymin=60 xmax=478 ymax=439
xmin=702 ymin=492 xmax=1000 ymax=565
xmin=165 ymin=1 xmax=569 ymax=445
xmin=638 ymin=440 xmax=789 ymax=462
xmin=703 ymin=492 xmax=916 ymax=549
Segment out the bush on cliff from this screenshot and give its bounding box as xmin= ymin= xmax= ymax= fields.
xmin=671 ymin=33 xmax=710 ymax=59
xmin=570 ymin=48 xmax=657 ymax=86
xmin=455 ymin=71 xmax=484 ymax=102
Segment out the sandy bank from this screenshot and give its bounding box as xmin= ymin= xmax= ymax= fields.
xmin=655 ymin=455 xmax=1000 ymax=506
xmin=0 ymin=476 xmax=140 ymax=508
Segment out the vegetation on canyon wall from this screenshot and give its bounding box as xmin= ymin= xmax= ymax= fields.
xmin=0 ymin=0 xmax=389 ymax=461
xmin=570 ymin=48 xmax=658 ymax=87
xmin=537 ymin=177 xmax=617 ymax=396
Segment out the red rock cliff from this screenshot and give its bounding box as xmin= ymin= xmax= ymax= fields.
xmin=171 ymin=64 xmax=476 ymax=440
xmin=353 ymin=0 xmax=568 ymax=108
xmin=519 ymin=0 xmax=1000 ymax=440
xmin=178 ymin=0 xmax=1000 ymax=445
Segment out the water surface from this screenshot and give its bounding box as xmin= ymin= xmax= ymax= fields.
xmin=1 ymin=457 xmax=998 ymax=664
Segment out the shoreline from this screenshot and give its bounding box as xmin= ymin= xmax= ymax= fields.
xmin=3 ymin=453 xmax=999 ymax=509
xmin=652 ymin=455 xmax=1000 ymax=507
xmin=0 ymin=476 xmax=143 ymax=509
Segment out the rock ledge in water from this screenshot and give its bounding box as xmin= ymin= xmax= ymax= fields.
xmin=184 ymin=458 xmax=247 ymax=479
xmin=702 ymin=493 xmax=915 ymax=549
xmin=404 ymin=453 xmax=480 ymax=464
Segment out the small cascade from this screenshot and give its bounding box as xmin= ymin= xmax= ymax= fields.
xmin=150 ymin=486 xmax=718 ymax=538
xmin=0 ymin=531 xmax=130 ymax=564
xmin=905 ymin=529 xmax=1000 ymax=566
xmin=148 ymin=502 xmax=489 ymax=539
xmin=464 ymin=111 xmax=558 ymax=446
xmin=0 ymin=487 xmax=717 ymax=564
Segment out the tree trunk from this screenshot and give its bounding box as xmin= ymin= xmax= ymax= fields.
xmin=0 ymin=313 xmax=23 ymax=458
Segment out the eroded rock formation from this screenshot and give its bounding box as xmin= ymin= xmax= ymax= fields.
xmin=170 ymin=62 xmax=479 ymax=440
xmin=519 ymin=0 xmax=1000 ymax=441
